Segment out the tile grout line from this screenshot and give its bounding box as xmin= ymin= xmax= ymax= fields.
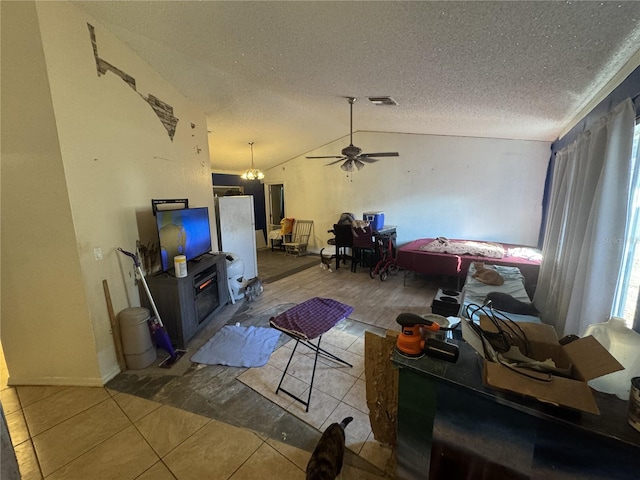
xmin=222 ymin=433 xmax=268 ymax=480
xmin=8 ymin=386 xmax=46 ymax=480
xmin=110 ymin=390 xmax=172 ymax=479
xmin=33 ymin=393 xmax=132 ymax=479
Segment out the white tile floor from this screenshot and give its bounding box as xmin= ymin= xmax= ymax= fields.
xmin=1 ymin=321 xmax=392 ymax=480
xmin=237 ymin=321 xmax=394 ymax=473
xmin=1 ymin=373 xmax=388 ymax=480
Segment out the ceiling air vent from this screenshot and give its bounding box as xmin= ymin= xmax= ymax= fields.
xmin=367 ymin=96 xmax=398 ymax=106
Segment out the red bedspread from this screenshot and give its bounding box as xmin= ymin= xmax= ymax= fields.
xmin=397 ymin=238 xmax=541 ymax=290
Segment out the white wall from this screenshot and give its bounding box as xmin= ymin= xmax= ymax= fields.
xmin=266 ymin=131 xmax=550 ymax=249
xmin=1 ymin=1 xmax=216 ymax=386
xmin=0 ymin=0 xmax=551 ymax=386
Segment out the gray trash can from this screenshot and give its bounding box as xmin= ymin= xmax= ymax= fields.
xmin=118 ymin=307 xmax=156 ymax=369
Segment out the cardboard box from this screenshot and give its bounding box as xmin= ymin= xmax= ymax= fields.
xmin=462 ymin=317 xmax=624 ymax=414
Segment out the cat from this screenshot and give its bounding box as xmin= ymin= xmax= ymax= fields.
xmin=471 ymin=262 xmax=504 ymax=286
xmin=351 ymin=219 xmax=370 ymax=236
xmin=484 ymin=291 xmax=539 ymax=316
xmin=306 ymin=416 xmax=353 ymax=480
xmin=319 ymin=248 xmax=333 ymax=272
xmin=244 ymin=277 xmax=263 ymax=302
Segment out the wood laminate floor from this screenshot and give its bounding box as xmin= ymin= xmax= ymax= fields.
xmin=2 ymin=248 xmax=446 ymax=479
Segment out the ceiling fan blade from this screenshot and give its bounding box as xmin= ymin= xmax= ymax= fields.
xmin=326 ymin=157 xmax=347 ymax=166
xmin=360 ymin=152 xmax=399 ymax=158
xmin=312 ymin=98 xmax=399 ymax=171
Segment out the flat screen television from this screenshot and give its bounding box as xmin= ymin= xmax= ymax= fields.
xmin=156 ymin=207 xmax=212 ymax=272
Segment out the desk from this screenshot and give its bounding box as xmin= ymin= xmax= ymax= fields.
xmin=392 ymin=340 xmax=640 ymax=480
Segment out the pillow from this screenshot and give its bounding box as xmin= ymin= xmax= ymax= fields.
xmin=280 ymin=218 xmax=295 ymax=235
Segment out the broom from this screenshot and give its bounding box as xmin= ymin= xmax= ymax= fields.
xmin=118 ymin=247 xmax=181 ymax=367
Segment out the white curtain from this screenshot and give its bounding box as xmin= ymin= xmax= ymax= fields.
xmin=534 ymin=99 xmax=636 ymax=336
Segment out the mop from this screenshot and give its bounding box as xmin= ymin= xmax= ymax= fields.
xmin=118 ymin=247 xmax=186 ymax=368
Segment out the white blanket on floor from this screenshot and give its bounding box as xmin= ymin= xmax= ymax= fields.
xmin=190 ymin=325 xmax=281 ymax=367
xmin=420 ymin=238 xmax=505 ymax=258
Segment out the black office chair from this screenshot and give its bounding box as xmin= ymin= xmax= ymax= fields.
xmin=327 ymin=224 xmax=353 ymax=270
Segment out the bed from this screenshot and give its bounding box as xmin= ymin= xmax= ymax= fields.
xmin=397 ymin=237 xmax=542 ymax=293
xmin=458 ymin=264 xmax=541 ymax=324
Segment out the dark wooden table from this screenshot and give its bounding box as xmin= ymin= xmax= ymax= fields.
xmin=392 ymin=339 xmax=640 ymax=479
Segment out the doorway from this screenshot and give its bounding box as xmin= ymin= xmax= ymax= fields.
xmin=268 ymin=183 xmax=285 ymax=228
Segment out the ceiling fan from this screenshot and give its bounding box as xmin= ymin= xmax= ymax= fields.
xmin=306 ymin=97 xmax=399 ymax=172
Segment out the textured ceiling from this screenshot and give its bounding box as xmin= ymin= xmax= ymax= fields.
xmin=72 ymin=1 xmax=640 ymax=172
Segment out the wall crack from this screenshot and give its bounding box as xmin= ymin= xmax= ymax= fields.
xmin=88 ymin=24 xmax=178 ymax=141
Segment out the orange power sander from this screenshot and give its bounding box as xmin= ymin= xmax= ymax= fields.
xmin=396 ymin=313 xmax=459 ymax=362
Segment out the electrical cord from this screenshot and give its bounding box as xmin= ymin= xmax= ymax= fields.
xmin=463 ymin=302 xmax=530 ymax=355
xmin=484 ymin=300 xmax=531 ymax=356
xmin=496 ymin=355 xmax=552 ymax=382
xmin=462 ymin=302 xmax=551 ymax=382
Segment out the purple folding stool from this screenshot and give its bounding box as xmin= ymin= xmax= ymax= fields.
xmin=269 ymin=297 xmax=354 ymax=412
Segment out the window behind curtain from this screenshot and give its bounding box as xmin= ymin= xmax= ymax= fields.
xmin=612 ymin=122 xmax=640 ymax=327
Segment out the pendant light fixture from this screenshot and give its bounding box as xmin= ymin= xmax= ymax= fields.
xmin=240 ymin=141 xmax=264 ymax=180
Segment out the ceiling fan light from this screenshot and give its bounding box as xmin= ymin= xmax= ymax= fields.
xmin=340 ymin=161 xmax=350 ymax=172
xmin=354 ymin=159 xmax=365 ymax=170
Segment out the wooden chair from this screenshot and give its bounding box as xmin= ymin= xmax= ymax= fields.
xmin=268 ymin=224 xmax=283 ymax=251
xmin=268 ymin=218 xmax=294 ymax=251
xmin=351 ymin=225 xmax=376 ymax=272
xmin=283 ymin=220 xmax=313 ymax=256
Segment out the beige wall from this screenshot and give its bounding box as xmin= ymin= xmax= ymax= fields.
xmin=1 ymin=1 xmax=216 ymax=385
xmin=1 ymin=1 xmax=100 ymax=385
xmin=265 ymin=131 xmax=550 ymax=250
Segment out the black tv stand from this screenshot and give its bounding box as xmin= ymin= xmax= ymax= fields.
xmin=146 ymin=253 xmax=229 ymax=349
xmin=191 ymin=253 xmax=210 ymax=264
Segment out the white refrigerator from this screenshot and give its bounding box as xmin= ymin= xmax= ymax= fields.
xmin=215 ymin=195 xmax=258 ymax=280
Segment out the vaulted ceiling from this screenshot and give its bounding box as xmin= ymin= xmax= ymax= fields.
xmin=73 ymin=1 xmax=640 ymax=172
